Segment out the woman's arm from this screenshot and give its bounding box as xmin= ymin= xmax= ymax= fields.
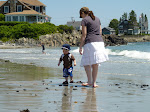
xmin=79 ymin=25 xmax=87 ymax=55
xmin=100 ymin=25 xmax=102 ymax=36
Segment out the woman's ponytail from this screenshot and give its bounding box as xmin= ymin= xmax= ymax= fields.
xmin=88 ymin=11 xmax=95 ymax=20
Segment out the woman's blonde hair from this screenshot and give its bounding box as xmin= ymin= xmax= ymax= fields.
xmin=80 ymin=7 xmax=95 ymax=20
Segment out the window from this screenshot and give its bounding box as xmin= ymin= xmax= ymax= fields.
xmin=13 ymin=16 xmax=18 ymax=21
xmin=17 ymin=5 xmax=22 ymax=12
xmin=4 ymin=6 xmax=9 ymax=13
xmin=119 ymin=25 xmax=123 ymax=29
xmin=35 ymin=6 xmax=40 ymax=12
xmin=7 ymin=16 xmax=11 ymax=21
xmin=43 ymin=7 xmax=45 ymax=13
xmin=20 ymin=16 xmax=24 ymax=21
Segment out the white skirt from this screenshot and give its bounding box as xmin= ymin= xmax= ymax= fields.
xmin=80 ymin=42 xmax=109 ymax=67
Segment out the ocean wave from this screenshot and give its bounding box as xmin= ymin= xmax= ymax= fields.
xmin=71 ymin=48 xmax=79 ymax=53
xmin=107 ymin=49 xmax=150 ymax=60
xmin=0 ymin=50 xmax=31 ymax=54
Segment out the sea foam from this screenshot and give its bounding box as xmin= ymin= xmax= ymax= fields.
xmin=107 ymin=49 xmax=150 ymax=60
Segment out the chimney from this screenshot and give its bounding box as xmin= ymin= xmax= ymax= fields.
xmin=10 ymin=0 xmax=16 ymax=13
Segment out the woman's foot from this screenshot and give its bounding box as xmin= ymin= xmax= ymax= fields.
xmin=82 ymin=83 xmax=92 ymax=86
xmin=93 ymin=84 xmax=99 ymax=88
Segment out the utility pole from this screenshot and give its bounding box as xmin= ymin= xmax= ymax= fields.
xmin=140 ymin=16 xmax=142 ymax=35
xmin=71 ymin=17 xmax=75 ymax=23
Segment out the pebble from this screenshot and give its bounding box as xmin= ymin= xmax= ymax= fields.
xmin=115 ymin=84 xmax=120 ymax=86
xmin=64 ymin=93 xmax=67 ymax=96
xmin=76 ymin=81 xmax=82 ymax=83
xmin=20 ymin=109 xmax=30 ymax=112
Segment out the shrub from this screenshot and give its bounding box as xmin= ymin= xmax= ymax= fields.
xmin=0 ymin=22 xmax=74 ymax=41
xmin=58 ymin=25 xmax=74 ymax=34
xmin=0 ymin=14 xmax=5 ymax=21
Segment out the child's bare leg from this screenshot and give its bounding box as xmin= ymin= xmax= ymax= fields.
xmin=70 ymin=76 xmax=74 ymax=83
xmin=70 ymin=76 xmax=73 ymax=81
xmin=65 ymin=77 xmax=68 ymax=82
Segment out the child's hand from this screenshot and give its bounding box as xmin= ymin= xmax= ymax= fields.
xmin=58 ymin=63 xmax=60 ymax=66
xmin=74 ymin=63 xmax=76 ymax=66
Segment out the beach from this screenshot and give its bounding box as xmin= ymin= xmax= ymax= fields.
xmin=0 ymin=43 xmax=150 ymax=112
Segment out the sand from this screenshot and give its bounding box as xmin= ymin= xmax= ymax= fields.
xmin=0 ymin=59 xmax=150 ymax=112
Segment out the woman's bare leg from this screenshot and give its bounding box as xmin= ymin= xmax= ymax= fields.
xmin=92 ymin=64 xmax=98 ymax=87
xmin=84 ymin=65 xmax=92 ymax=85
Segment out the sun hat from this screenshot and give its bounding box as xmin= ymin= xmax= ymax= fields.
xmin=61 ymin=44 xmax=71 ymax=50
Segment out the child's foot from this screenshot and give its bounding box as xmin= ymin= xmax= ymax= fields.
xmin=82 ymin=83 xmax=92 ymax=86
xmin=70 ymin=80 xmax=74 ymax=83
xmin=62 ymin=81 xmax=68 ymax=85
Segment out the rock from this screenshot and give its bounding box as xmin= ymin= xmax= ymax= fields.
xmin=5 ymin=60 xmax=10 ymax=62
xmin=103 ymin=35 xmax=128 ymax=46
xmin=76 ymin=81 xmax=83 ymax=83
xmin=64 ymin=93 xmax=67 ymax=96
xmin=20 ymin=109 xmax=30 ymax=112
xmin=0 ymin=41 xmax=3 ymax=45
xmin=115 ymin=84 xmax=120 ymax=86
xmin=7 ymin=31 xmax=134 ymax=47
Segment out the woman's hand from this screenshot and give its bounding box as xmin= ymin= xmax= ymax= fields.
xmin=79 ymin=48 xmax=83 ymax=55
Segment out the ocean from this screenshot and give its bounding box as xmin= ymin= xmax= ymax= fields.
xmin=0 ymin=42 xmax=150 ymax=112
xmin=0 ymin=42 xmax=150 ymax=75
xmin=0 ymin=42 xmax=150 ymax=85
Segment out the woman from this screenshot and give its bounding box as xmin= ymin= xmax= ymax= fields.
xmin=79 ymin=7 xmax=109 ymax=88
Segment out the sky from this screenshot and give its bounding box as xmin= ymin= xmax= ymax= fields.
xmin=40 ymin=0 xmax=150 ymax=28
xmin=1 ymin=0 xmax=150 ymax=28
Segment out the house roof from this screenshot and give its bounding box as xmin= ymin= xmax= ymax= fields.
xmin=0 ymin=1 xmax=6 ymax=6
xmin=5 ymin=9 xmax=51 ymax=18
xmin=5 ymin=10 xmax=43 ymax=15
xmin=19 ymin=0 xmax=46 ymax=6
xmin=103 ymin=27 xmax=115 ymax=31
xmin=67 ymin=21 xmax=81 ymax=25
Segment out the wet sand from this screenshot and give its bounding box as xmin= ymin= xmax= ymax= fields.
xmin=0 ymin=59 xmax=150 ymax=112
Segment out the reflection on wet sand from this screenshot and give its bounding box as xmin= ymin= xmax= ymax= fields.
xmin=60 ymin=86 xmax=98 ymax=112
xmin=61 ymin=86 xmax=73 ymax=111
xmin=81 ymin=88 xmax=98 ymax=112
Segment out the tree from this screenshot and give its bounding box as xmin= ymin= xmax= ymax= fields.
xmin=139 ymin=13 xmax=148 ymax=34
xmin=128 ymin=10 xmax=138 ymax=26
xmin=119 ymin=17 xmax=122 ymax=23
xmin=145 ymin=14 xmax=148 ymax=34
xmin=0 ymin=14 xmax=5 ymax=21
xmin=122 ymin=12 xmax=128 ymax=21
xmin=109 ymin=19 xmax=119 ymax=34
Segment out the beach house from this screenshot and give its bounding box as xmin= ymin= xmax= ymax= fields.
xmin=0 ymin=0 xmax=51 ymax=23
xmin=118 ymin=20 xmax=140 ymax=35
xmin=67 ymin=21 xmax=81 ymax=31
xmin=102 ymin=27 xmax=116 ymax=35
